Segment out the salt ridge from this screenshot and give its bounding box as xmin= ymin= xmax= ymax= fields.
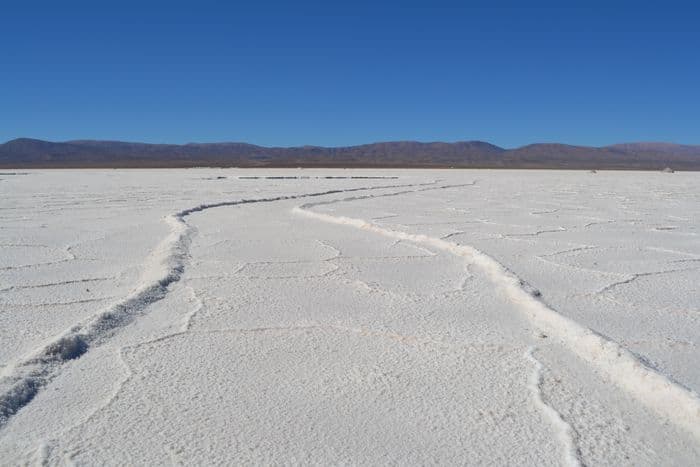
xmin=294 ymin=190 xmax=700 ymax=440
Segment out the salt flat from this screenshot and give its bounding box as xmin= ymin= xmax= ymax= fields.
xmin=0 ymin=169 xmax=699 ymax=465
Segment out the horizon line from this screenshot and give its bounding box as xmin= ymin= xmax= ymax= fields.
xmin=4 ymin=137 xmax=699 ymax=151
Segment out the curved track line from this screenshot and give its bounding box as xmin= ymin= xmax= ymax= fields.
xmin=0 ymin=181 xmax=433 ymax=430
xmin=525 ymin=347 xmax=582 ymax=467
xmin=293 ymin=190 xmax=700 ymax=440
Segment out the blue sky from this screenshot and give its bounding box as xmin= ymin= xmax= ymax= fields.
xmin=1 ymin=1 xmax=698 ymax=148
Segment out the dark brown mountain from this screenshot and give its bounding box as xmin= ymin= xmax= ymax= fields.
xmin=608 ymin=142 xmax=700 ymax=157
xmin=1 ymin=138 xmax=698 ymax=169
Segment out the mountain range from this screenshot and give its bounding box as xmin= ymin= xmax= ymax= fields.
xmin=2 ymin=138 xmax=699 ymax=170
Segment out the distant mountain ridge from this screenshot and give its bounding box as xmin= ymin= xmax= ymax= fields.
xmin=1 ymin=138 xmax=699 ymax=169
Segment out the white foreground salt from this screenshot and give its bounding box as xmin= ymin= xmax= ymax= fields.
xmin=0 ymin=169 xmax=698 ymax=465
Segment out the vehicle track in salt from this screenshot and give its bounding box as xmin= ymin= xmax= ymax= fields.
xmin=0 ymin=180 xmax=441 ymax=430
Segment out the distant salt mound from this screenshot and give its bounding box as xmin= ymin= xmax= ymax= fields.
xmin=662 ymin=167 xmax=675 ymax=173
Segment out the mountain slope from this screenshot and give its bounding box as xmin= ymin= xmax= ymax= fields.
xmin=1 ymin=138 xmax=698 ymax=169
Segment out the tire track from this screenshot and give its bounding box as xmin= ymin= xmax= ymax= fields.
xmin=0 ymin=180 xmax=432 ymax=430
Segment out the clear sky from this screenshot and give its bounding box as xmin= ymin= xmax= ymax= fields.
xmin=1 ymin=1 xmax=698 ymax=148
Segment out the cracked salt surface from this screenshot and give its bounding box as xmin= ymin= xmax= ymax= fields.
xmin=0 ymin=169 xmax=699 ymax=465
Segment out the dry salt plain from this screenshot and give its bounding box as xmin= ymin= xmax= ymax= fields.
xmin=0 ymin=169 xmax=699 ymax=466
